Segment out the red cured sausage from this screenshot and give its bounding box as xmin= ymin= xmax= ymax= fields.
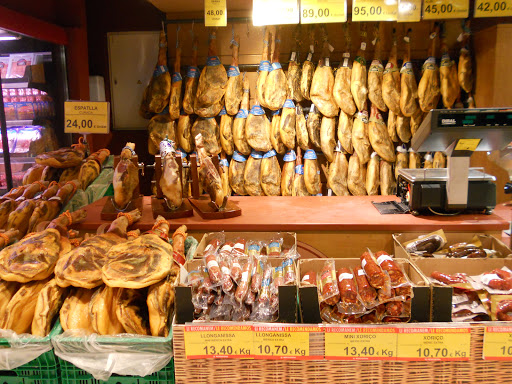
xmin=431 ymin=271 xmax=467 ymax=285
xmin=486 ymin=277 xmax=512 ymax=290
xmin=235 ymin=259 xmax=252 ymax=303
xmin=375 ymin=251 xmax=405 ymax=285
xmin=361 ymin=251 xmax=386 ymax=288
xmin=493 ymin=269 xmax=512 ymax=280
xmin=386 ymin=301 xmax=404 ymax=317
xmin=230 ymin=256 xmax=243 ymax=283
xmin=354 ymin=267 xmax=378 ymax=305
xmin=231 ymin=238 xmax=247 ymax=257
xmin=219 ymin=259 xmax=234 ymax=293
xmin=320 ymin=262 xmax=340 ymax=306
xmin=205 ymin=253 xmax=222 ymax=285
xmin=336 ymin=268 xmax=358 ymax=304
xmin=497 ymin=300 xmax=512 ymax=321
xmin=301 ymin=270 xmax=317 ymax=286
xmin=395 ymin=285 xmax=412 ymax=298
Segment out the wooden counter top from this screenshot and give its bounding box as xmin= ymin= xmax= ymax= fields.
xmin=75 ymin=196 xmax=509 ymax=233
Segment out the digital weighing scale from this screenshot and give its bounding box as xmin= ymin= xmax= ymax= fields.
xmin=396 ymin=108 xmax=512 ymax=215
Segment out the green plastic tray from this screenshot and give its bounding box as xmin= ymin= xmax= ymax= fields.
xmin=0 ymin=322 xmax=61 ymax=384
xmin=58 ymin=358 xmax=174 ymax=384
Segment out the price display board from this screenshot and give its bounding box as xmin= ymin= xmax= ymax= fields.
xmin=422 ymin=0 xmax=469 ymax=19
xmin=325 ymin=326 xmax=397 ymax=360
xmin=253 ymin=0 xmax=300 ymax=25
xmin=398 ymin=0 xmax=422 ymax=21
xmin=483 ymin=326 xmax=512 ymax=360
xmin=396 ymin=327 xmax=471 ymax=361
xmin=64 ymin=101 xmax=110 ymax=134
xmin=204 ymin=0 xmax=227 ymax=27
xmin=301 ymin=0 xmax=347 ymax=23
xmin=184 ymin=324 xmax=253 ymax=359
xmin=352 ymin=0 xmax=398 ymax=21
xmin=475 ymin=0 xmax=512 ymax=17
xmin=253 ymin=325 xmax=321 ymax=360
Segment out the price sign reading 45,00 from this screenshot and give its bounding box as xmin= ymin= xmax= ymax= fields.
xmin=64 ymin=101 xmax=110 ymax=134
xmin=300 ymin=0 xmax=347 ymax=23
xmin=352 ymin=0 xmax=397 ymax=21
xmin=423 ymin=0 xmax=469 ymax=19
xmin=474 ymin=0 xmax=512 ymax=17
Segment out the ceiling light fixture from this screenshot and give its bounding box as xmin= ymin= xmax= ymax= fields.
xmin=0 ymin=28 xmax=21 ymax=42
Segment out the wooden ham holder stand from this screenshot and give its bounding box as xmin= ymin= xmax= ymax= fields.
xmin=151 ymin=154 xmax=193 ymax=219
xmin=187 ymin=153 xmax=242 ymax=219
xmin=101 ymin=154 xmax=143 ymax=220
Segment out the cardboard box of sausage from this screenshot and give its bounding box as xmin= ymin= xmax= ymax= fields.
xmin=297 ymin=257 xmax=431 ymax=324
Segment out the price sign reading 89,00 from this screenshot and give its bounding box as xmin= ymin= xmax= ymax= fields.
xmin=300 ymin=0 xmax=347 ymax=23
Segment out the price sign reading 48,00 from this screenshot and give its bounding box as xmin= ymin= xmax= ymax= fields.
xmin=300 ymin=0 xmax=347 ymax=23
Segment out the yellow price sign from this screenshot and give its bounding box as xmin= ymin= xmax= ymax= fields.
xmin=455 ymin=138 xmax=481 ymax=151
xmin=184 ymin=324 xmax=253 ymax=359
xmin=423 ymin=0 xmax=469 ymax=19
xmin=352 ymin=0 xmax=398 ymax=21
xmin=204 ymin=0 xmax=227 ymax=27
xmin=475 ymin=0 xmax=512 ymax=17
xmin=484 ymin=326 xmax=512 ymax=360
xmin=64 ymin=101 xmax=110 ymax=134
xmin=301 ymin=0 xmax=347 ymax=23
xmin=396 ymin=327 xmax=471 ymax=361
xmin=325 ymin=326 xmax=397 ymax=360
xmin=253 ymin=0 xmax=300 ymax=25
xmin=253 ymin=325 xmax=321 ymax=360
xmin=398 ymin=0 xmax=422 ymax=21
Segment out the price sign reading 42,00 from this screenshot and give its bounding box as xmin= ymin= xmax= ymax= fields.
xmin=301 ymin=0 xmax=347 ymax=23
xmin=352 ymin=0 xmax=397 ymax=21
xmin=474 ymin=0 xmax=512 ymax=17
xmin=423 ymin=0 xmax=469 ymax=19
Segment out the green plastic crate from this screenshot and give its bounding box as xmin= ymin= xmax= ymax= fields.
xmin=58 ymin=358 xmax=174 ymax=384
xmin=0 ymin=322 xmax=61 ymax=384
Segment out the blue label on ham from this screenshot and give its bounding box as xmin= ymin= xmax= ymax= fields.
xmin=258 ymin=60 xmax=271 ymax=72
xmin=283 ymin=149 xmax=296 ymax=162
xmin=172 ymin=72 xmax=182 ymax=82
xmin=304 ymin=149 xmax=317 ymax=160
xmin=153 ymin=65 xmax=169 ymax=77
xmin=227 ymin=65 xmax=240 ymax=77
xmin=220 ymin=158 xmax=229 ymax=167
xmin=177 ymin=148 xmax=188 ymax=158
xmin=251 ymin=150 xmax=264 ymax=159
xmin=263 ymin=149 xmax=277 ymax=158
xmin=283 ymin=99 xmax=295 ymax=108
xmin=250 ymin=105 xmax=265 ymax=116
xmin=187 ymin=66 xmax=200 ymax=78
xmin=207 ymin=56 xmax=221 ymax=66
xmin=235 ymin=109 xmax=248 ymax=119
xmin=270 ymin=62 xmax=282 ymax=72
xmin=295 ymin=164 xmax=304 ymax=175
xmin=219 ymin=107 xmax=227 ymax=116
xmin=273 ymin=109 xmax=281 ymax=116
xmin=233 ymin=151 xmax=247 ymax=162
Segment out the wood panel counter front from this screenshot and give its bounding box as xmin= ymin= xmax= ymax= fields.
xmin=75 ymin=196 xmax=509 ymax=257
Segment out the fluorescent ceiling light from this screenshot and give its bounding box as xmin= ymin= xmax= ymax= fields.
xmin=0 ymin=28 xmax=20 ymax=42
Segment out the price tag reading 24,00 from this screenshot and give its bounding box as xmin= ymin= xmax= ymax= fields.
xmin=300 ymin=0 xmax=347 ymax=23
xmin=184 ymin=324 xmax=253 ymax=359
xmin=396 ymin=327 xmax=471 ymax=361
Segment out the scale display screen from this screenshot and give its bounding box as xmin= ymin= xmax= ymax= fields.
xmin=436 ymin=109 xmax=512 ymax=128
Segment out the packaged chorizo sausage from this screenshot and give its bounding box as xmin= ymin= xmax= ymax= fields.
xmin=301 ymin=270 xmax=317 ymax=286
xmin=318 ymin=260 xmax=340 ymax=306
xmin=267 ymin=235 xmax=283 ymax=256
xmin=360 ymin=250 xmax=387 ymax=289
xmin=235 ymin=257 xmax=253 ymax=304
xmin=354 ymin=267 xmax=378 ymax=308
xmin=336 ymin=267 xmax=365 ymax=315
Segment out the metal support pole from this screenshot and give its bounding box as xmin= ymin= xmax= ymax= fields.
xmin=0 ymin=79 xmax=13 ymax=191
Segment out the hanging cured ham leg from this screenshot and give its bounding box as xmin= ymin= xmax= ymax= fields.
xmin=225 ymin=34 xmax=243 ymax=115
xmin=382 ymin=29 xmax=401 ymax=115
xmin=113 ymin=143 xmax=139 ymax=210
xmin=368 ymin=23 xmax=387 ymax=112
xmin=263 ymin=27 xmax=287 ymax=110
xmin=400 ymin=29 xmax=419 ymax=117
xmin=418 ymin=24 xmax=441 ymax=113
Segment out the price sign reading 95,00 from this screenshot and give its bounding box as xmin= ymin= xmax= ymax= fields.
xmin=184 ymin=324 xmax=253 ymax=359
xmin=483 ymin=326 xmax=512 ymax=360
xmin=301 ymin=0 xmax=347 ymax=23
xmin=396 ymin=327 xmax=471 ymax=361
xmin=423 ymin=0 xmax=469 ymax=19
xmin=352 ymin=0 xmax=397 ymax=21
xmin=475 ymin=0 xmax=512 ymax=17
xmin=64 ymin=101 xmax=110 ymax=134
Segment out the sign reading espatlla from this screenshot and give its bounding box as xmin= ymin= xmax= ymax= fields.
xmin=64 ymin=101 xmax=110 ymax=134
xmin=184 ymin=324 xmax=253 ymax=359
